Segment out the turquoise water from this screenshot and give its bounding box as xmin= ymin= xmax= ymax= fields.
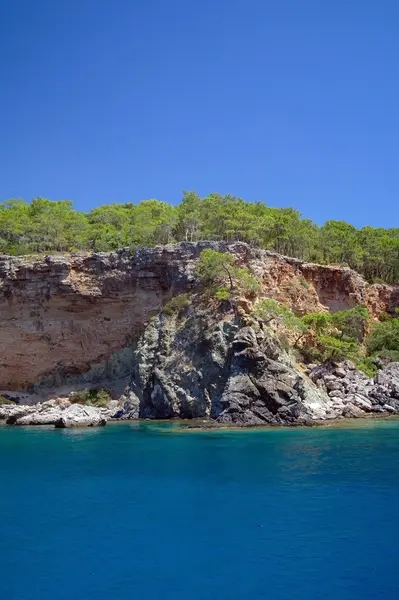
xmin=1 ymin=421 xmax=399 ymax=600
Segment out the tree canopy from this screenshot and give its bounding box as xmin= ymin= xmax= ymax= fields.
xmin=1 ymin=192 xmax=399 ymax=284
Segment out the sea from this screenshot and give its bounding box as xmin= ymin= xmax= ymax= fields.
xmin=0 ymin=420 xmax=398 ymax=600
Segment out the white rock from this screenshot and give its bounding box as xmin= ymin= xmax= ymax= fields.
xmin=54 ymin=404 xmax=107 ymax=428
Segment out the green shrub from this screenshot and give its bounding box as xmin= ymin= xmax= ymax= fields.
xmin=354 ymin=357 xmax=377 ymax=378
xmin=254 ymin=299 xmax=292 ymax=324
xmin=314 ymin=334 xmax=362 ymax=363
xmin=301 ymin=312 xmax=331 ymax=333
xmin=195 ymin=249 xmax=236 ymax=287
xmin=372 ymin=349 xmax=399 ymax=363
xmin=254 ymin=299 xmax=304 ymax=332
xmin=366 ymin=317 xmax=399 ymax=355
xmin=234 ymin=268 xmax=261 ymax=295
xmin=162 ymin=294 xmax=191 ymax=316
xmin=331 ymin=306 xmax=369 ymax=342
xmin=69 ymin=388 xmax=111 ymax=407
xmin=215 ymin=287 xmax=231 ymax=301
xmin=0 ymin=395 xmax=14 ymax=405
xmin=196 ymin=250 xmax=260 ymax=298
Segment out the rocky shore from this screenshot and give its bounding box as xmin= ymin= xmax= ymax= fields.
xmin=1 ymin=242 xmax=399 ymax=429
xmin=2 ymin=337 xmax=399 ymax=429
xmin=0 ymin=399 xmax=112 ymax=428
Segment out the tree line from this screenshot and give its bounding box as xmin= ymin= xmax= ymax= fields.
xmin=1 ymin=192 xmax=399 ymax=284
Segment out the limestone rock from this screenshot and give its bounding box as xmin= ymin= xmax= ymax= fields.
xmin=309 ymin=361 xmax=399 ymax=417
xmin=14 ymin=410 xmax=62 ymax=426
xmin=54 ymin=404 xmax=107 ymax=428
xmin=343 ymin=403 xmax=366 ymax=418
xmin=3 ymin=405 xmax=36 ymax=424
xmin=375 ymin=363 xmax=399 ymax=399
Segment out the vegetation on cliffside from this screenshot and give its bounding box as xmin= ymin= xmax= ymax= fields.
xmin=1 ymin=193 xmax=399 ymax=283
xmin=195 ymin=250 xmax=399 ymax=376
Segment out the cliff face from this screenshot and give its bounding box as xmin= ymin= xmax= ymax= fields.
xmin=118 ymin=310 xmax=399 ymax=425
xmin=0 ymin=242 xmax=398 ymax=393
xmin=119 ymin=310 xmax=335 ymax=425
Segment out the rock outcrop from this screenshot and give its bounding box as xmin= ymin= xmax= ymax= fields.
xmin=113 ymin=304 xmax=399 ymax=425
xmin=2 ymin=311 xmax=399 ymax=427
xmin=0 ymin=398 xmax=108 ymax=428
xmin=1 ymin=242 xmax=398 ymax=395
xmin=54 ymin=404 xmax=107 ymax=428
xmin=309 ymin=361 xmax=399 ymax=416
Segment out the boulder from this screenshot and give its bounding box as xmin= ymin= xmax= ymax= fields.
xmin=375 ymin=363 xmax=399 ymax=399
xmin=112 ymin=395 xmax=140 ymax=420
xmin=343 ymin=403 xmax=366 ymax=418
xmin=13 ymin=410 xmax=62 ymax=426
xmin=5 ymin=405 xmax=37 ymax=424
xmin=54 ymin=404 xmax=107 ymax=428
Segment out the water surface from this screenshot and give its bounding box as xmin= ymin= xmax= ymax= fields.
xmin=0 ymin=420 xmax=398 ymax=600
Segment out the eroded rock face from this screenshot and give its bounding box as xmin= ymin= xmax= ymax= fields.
xmin=117 ymin=307 xmax=399 ymax=426
xmin=118 ymin=310 xmax=342 ymax=426
xmin=0 ymin=244 xmax=201 ymax=391
xmin=1 ymin=242 xmax=398 ymax=394
xmin=216 ymin=326 xmax=334 ymax=425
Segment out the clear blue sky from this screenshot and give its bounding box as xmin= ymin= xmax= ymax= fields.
xmin=1 ymin=0 xmax=398 ymax=227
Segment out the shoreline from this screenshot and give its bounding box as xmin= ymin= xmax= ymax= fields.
xmin=130 ymin=414 xmax=399 ymax=433
xmin=3 ymin=414 xmax=398 ymax=434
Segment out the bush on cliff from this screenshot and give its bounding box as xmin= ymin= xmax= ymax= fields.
xmin=252 ymin=301 xmax=376 ymax=375
xmin=331 ymin=306 xmax=369 ymax=342
xmin=254 ymin=299 xmax=296 ymax=325
xmin=366 ymin=316 xmax=399 ymax=356
xmin=162 ymin=294 xmax=191 ymax=316
xmin=0 ymin=395 xmax=15 ymax=405
xmin=69 ymin=388 xmax=111 ymax=407
xmin=253 ymin=299 xmax=308 ymax=347
xmin=195 ymin=249 xmax=260 ymax=300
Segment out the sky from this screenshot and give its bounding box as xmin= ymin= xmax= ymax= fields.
xmin=1 ymin=0 xmax=399 ymax=227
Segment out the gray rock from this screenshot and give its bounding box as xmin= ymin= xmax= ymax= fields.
xmin=126 ymin=311 xmax=335 ymax=425
xmin=376 ymin=363 xmax=399 ymax=399
xmin=334 ymin=367 xmax=347 ymax=378
xmin=118 ymin=311 xmax=399 ymax=426
xmin=54 ymin=404 xmax=107 ymax=428
xmin=4 ymin=405 xmax=36 ymax=424
xmin=328 ymin=390 xmax=345 ymax=399
xmin=343 ymin=403 xmax=366 ymax=418
xmin=14 ymin=410 xmax=62 ymax=426
xmin=326 ymin=380 xmax=343 ymax=392
xmin=308 ymin=360 xmax=399 ymax=417
xmin=111 ymin=395 xmax=140 ymax=419
xmin=347 ymin=394 xmax=373 ymax=412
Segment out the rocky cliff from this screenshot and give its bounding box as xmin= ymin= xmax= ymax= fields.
xmin=0 ymin=242 xmax=398 ymax=404
xmin=112 ymin=301 xmax=399 ymax=426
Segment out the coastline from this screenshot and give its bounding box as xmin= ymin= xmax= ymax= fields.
xmin=107 ymin=414 xmax=399 ymax=433
xmin=3 ymin=415 xmax=398 ymax=434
